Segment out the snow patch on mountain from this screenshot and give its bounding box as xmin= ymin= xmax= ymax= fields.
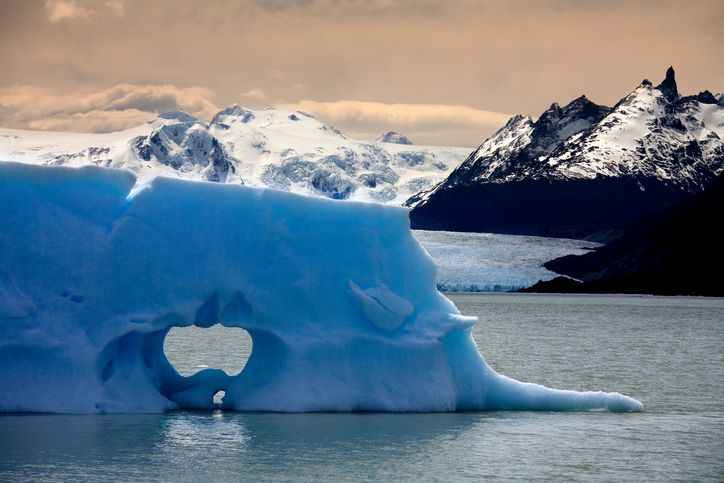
xmin=0 ymin=105 xmax=469 ymax=205
xmin=408 ymin=67 xmax=723 ymax=209
xmin=376 ymin=131 xmax=413 ymax=145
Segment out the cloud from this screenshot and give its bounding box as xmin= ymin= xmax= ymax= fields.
xmin=240 ymin=88 xmax=267 ymax=101
xmin=252 ymin=0 xmax=445 ymax=17
xmin=45 ymin=0 xmax=91 ymax=22
xmin=44 ymin=0 xmax=125 ymax=23
xmin=105 ymin=0 xmax=124 ymax=17
xmin=27 ymin=109 xmax=154 ymax=132
xmin=0 ymin=84 xmax=219 ymax=132
xmin=280 ymin=99 xmax=511 ymax=146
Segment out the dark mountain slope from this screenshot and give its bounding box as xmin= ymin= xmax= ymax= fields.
xmin=408 ymin=67 xmax=724 ymax=240
xmin=523 ymin=173 xmax=724 ymax=296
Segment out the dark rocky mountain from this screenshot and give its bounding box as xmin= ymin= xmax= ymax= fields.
xmin=407 ymin=67 xmax=724 ymax=240
xmin=522 ymin=172 xmax=724 ymax=296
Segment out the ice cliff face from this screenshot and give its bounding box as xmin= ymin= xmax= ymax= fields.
xmin=0 ymin=106 xmax=468 ymax=205
xmin=0 ymin=163 xmax=642 ymax=414
xmin=409 ymin=67 xmax=724 ymax=238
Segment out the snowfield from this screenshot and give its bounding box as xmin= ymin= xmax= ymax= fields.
xmin=0 ymin=106 xmax=470 ymax=205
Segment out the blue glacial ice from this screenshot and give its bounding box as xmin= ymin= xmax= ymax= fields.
xmin=414 ymin=230 xmax=599 ymax=292
xmin=0 ymin=162 xmax=642 ymax=413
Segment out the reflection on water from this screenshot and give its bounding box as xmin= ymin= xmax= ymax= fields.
xmin=1 ymin=294 xmax=723 ymax=481
xmin=1 ymin=412 xmax=484 ymax=480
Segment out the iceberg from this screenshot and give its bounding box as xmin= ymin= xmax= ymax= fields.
xmin=0 ymin=162 xmax=642 ymax=413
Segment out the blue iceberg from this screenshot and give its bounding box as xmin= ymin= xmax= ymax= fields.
xmin=0 ymin=162 xmax=642 ymax=413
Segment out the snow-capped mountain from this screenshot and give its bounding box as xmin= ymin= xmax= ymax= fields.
xmin=408 ymin=67 xmax=724 ymax=239
xmin=376 ymin=131 xmax=413 ymax=145
xmin=438 ymin=95 xmax=612 ymax=187
xmin=131 ymin=111 xmax=237 ymax=183
xmin=0 ymin=106 xmax=470 ymax=204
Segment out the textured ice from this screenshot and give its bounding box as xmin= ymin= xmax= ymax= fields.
xmin=414 ymin=230 xmax=599 ymax=292
xmin=0 ymin=163 xmax=642 ymax=414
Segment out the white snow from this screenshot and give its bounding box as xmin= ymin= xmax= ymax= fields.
xmin=413 ymin=230 xmax=598 ymax=292
xmin=432 ymin=80 xmax=724 ymax=195
xmin=0 ymin=105 xmax=470 ymax=205
xmin=546 ymin=86 xmax=724 ymax=186
xmin=470 ymin=115 xmax=534 ymax=182
xmin=0 ymin=162 xmax=642 ymax=414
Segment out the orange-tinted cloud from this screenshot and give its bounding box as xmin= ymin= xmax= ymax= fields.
xmin=282 ymin=100 xmax=511 ymax=146
xmin=1 ymin=0 xmax=722 ymax=144
xmin=0 ymin=84 xmax=218 ymax=132
xmin=44 ymin=0 xmax=124 ymax=23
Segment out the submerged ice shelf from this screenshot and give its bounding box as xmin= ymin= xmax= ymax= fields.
xmin=0 ymin=163 xmax=642 ymax=413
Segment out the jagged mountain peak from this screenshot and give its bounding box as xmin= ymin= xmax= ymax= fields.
xmin=655 ymin=66 xmax=679 ymax=102
xmin=155 ymin=111 xmax=201 ymax=125
xmin=567 ymin=94 xmax=589 ymax=105
xmin=502 ymin=114 xmax=532 ymax=128
xmin=695 ymin=90 xmax=718 ymax=104
xmin=211 ymin=104 xmax=255 ymax=127
xmin=376 ymin=131 xmax=413 ymax=145
xmin=547 ymin=102 xmax=561 ymax=112
xmin=133 ymin=111 xmax=236 ymax=182
xmin=437 ymin=96 xmax=613 ymax=188
xmin=408 ymin=66 xmax=724 ymax=238
xmin=538 ymin=95 xmax=609 ymax=124
xmin=565 ymin=95 xmax=601 ymax=110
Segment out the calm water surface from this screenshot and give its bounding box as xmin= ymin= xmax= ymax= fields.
xmin=1 ymin=294 xmax=722 ymax=481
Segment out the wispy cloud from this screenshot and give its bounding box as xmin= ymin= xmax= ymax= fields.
xmin=280 ymin=99 xmax=511 ymax=146
xmin=0 ymin=84 xmax=218 ymax=132
xmin=44 ymin=0 xmax=125 ymax=23
xmin=45 ymin=0 xmax=91 ymax=22
xmin=240 ymin=88 xmax=267 ymax=101
xmin=0 ymin=84 xmax=511 ymax=144
xmin=252 ymin=0 xmax=445 ymax=16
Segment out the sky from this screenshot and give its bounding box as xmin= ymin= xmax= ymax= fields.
xmin=0 ymin=0 xmax=722 ymax=146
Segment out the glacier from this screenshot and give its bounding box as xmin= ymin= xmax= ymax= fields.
xmin=0 ymin=162 xmax=642 ymax=414
xmin=414 ymin=230 xmax=599 ymax=292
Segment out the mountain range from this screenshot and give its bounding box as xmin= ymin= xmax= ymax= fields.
xmin=2 ymin=67 xmax=721 ymax=240
xmin=407 ymin=67 xmax=723 ymax=240
xmin=0 ymin=107 xmax=469 ymax=205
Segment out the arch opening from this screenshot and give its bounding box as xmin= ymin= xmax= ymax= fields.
xmin=163 ymin=324 xmax=253 ymax=378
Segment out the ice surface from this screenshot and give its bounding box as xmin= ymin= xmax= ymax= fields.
xmin=414 ymin=230 xmax=599 ymax=292
xmin=0 ymin=162 xmax=642 ymax=413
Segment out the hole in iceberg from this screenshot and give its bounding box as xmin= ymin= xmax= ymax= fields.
xmin=163 ymin=324 xmax=252 ymax=377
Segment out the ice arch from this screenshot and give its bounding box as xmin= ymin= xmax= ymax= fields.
xmin=0 ymin=163 xmax=642 ymax=413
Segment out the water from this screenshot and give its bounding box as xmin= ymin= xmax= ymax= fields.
xmin=1 ymin=294 xmax=723 ymax=481
xmin=163 ymin=325 xmax=253 ymax=377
